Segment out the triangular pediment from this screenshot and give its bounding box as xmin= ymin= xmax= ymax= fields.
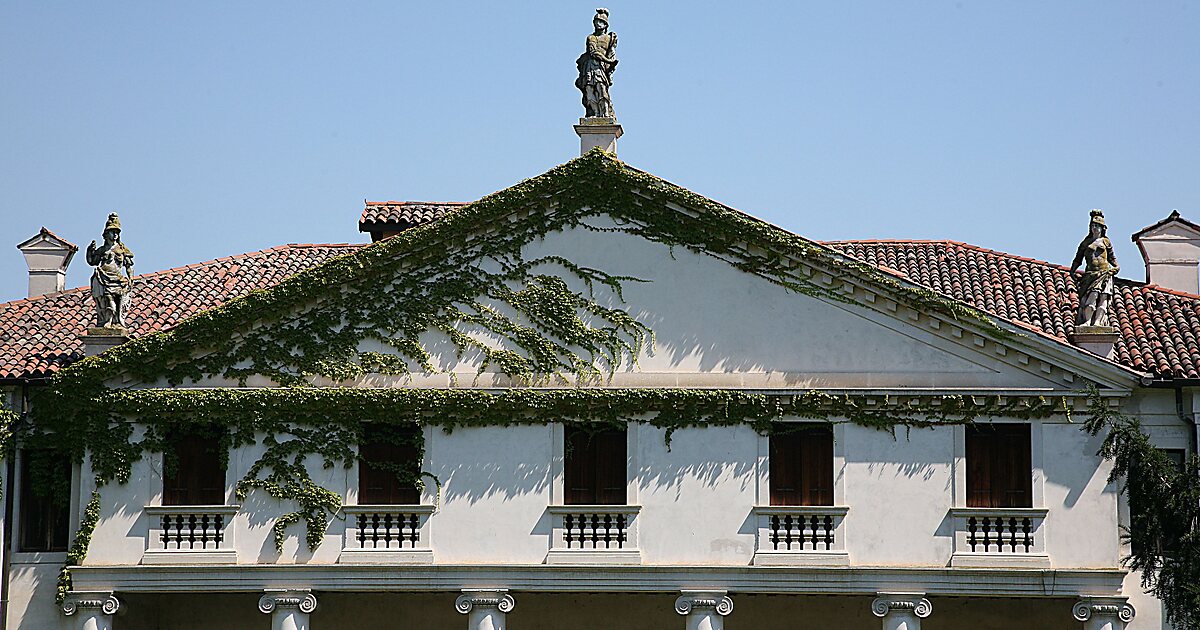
xmin=67 ymin=151 xmax=1139 ymax=393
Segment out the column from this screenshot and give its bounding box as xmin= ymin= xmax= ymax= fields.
xmin=674 ymin=590 xmax=734 ymax=630
xmin=61 ymin=592 xmax=120 ymax=630
xmin=871 ymin=593 xmax=931 ymax=630
xmin=455 ymin=589 xmax=515 ymax=630
xmin=258 ymin=589 xmax=318 ymax=630
xmin=1072 ymin=597 xmax=1135 ymax=630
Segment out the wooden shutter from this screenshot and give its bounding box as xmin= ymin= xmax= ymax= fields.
xmin=966 ymin=424 xmax=1031 ymax=508
xmin=565 ymin=426 xmax=627 ymax=505
xmin=163 ymin=433 xmax=226 ymax=506
xmin=359 ymin=425 xmax=421 ymax=505
xmin=770 ymin=424 xmax=833 ymax=506
xmin=18 ymin=450 xmax=70 ymax=552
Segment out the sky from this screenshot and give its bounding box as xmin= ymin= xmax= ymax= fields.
xmin=1 ymin=2 xmax=1198 ymax=303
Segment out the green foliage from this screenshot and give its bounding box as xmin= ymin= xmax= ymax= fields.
xmin=1084 ymin=387 xmax=1200 ymax=627
xmin=22 ymin=149 xmax=1031 ymax=601
xmin=56 ymin=489 xmax=101 ymax=604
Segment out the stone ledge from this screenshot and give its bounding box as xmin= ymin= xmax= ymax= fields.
xmin=751 ymin=550 xmax=850 ymax=567
xmin=545 ymin=549 xmax=642 ymax=565
xmin=338 ymin=548 xmax=435 ymax=565
xmin=140 ymin=549 xmax=238 ymax=565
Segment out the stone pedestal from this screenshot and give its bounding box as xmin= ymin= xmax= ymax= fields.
xmin=1073 ymin=597 xmax=1135 ymax=630
xmin=574 ymin=117 xmax=623 ymax=156
xmin=674 ymin=591 xmax=733 ymax=630
xmin=258 ymin=590 xmax=317 ymax=630
xmin=1070 ymin=326 xmax=1119 ymax=359
xmin=61 ymin=592 xmax=120 ymax=630
xmin=455 ymin=589 xmax=514 ymax=630
xmin=80 ymin=327 xmax=131 ymax=357
xmin=871 ymin=593 xmax=931 ymax=630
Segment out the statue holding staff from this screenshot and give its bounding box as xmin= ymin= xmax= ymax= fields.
xmin=86 ymin=213 xmax=135 ymax=329
xmin=576 ymin=8 xmax=618 ymax=119
xmin=1070 ymin=209 xmax=1119 ymax=328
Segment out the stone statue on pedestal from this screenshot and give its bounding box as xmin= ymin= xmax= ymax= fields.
xmin=86 ymin=213 xmax=135 ymax=329
xmin=576 ymin=8 xmax=618 ymax=119
xmin=1070 ymin=209 xmax=1119 ymax=328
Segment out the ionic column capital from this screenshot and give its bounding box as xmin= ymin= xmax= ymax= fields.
xmin=258 ymin=589 xmax=318 ymax=615
xmin=1073 ymin=597 xmax=1135 ymax=624
xmin=871 ymin=592 xmax=932 ymax=619
xmin=674 ymin=590 xmax=734 ymax=617
xmin=455 ymin=589 xmax=516 ymax=615
xmin=61 ymin=591 xmax=121 ymax=617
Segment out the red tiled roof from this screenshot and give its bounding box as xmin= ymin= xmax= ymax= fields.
xmin=826 ymin=240 xmax=1200 ymax=379
xmin=3 ymin=227 xmax=1196 ymax=381
xmin=0 ymin=244 xmax=362 ymax=379
xmin=359 ymin=201 xmax=467 ymax=232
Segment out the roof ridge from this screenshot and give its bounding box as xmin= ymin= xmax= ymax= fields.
xmin=364 ymin=200 xmax=469 ymax=206
xmin=0 ymin=243 xmax=362 ymax=309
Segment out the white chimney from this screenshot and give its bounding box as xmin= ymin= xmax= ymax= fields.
xmin=16 ymin=228 xmax=77 ymax=298
xmin=1133 ymin=210 xmax=1200 ymax=295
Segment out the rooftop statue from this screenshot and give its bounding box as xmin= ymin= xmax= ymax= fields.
xmin=86 ymin=213 xmax=135 ymax=329
xmin=1070 ymin=209 xmax=1119 ymax=328
xmin=576 ymin=8 xmax=618 ymax=119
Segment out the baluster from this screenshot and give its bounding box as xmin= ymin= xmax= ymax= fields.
xmin=564 ymin=514 xmax=575 ymax=548
xmin=616 ymin=513 xmax=626 ymax=549
xmin=174 ymin=515 xmax=185 ymax=549
xmin=967 ymin=516 xmax=978 ymax=552
xmin=357 ymin=514 xmax=367 ymax=548
xmin=184 ymin=513 xmax=196 ymax=547
xmin=770 ymin=515 xmax=781 ymax=550
xmin=590 ymin=514 xmax=600 ymax=549
xmin=983 ymin=517 xmax=994 ymax=552
xmin=408 ymin=513 xmax=420 ymax=547
xmin=370 ymin=513 xmax=381 ymax=548
xmin=823 ymin=514 xmax=834 ymax=550
xmin=200 ymin=514 xmax=210 ymax=549
xmin=1008 ymin=517 xmax=1018 ymax=553
xmin=384 ymin=513 xmax=395 ymax=548
xmin=214 ymin=514 xmax=225 ymax=547
xmin=1022 ymin=517 xmax=1032 ymax=553
xmin=161 ymin=515 xmax=171 ymax=547
xmin=602 ymin=514 xmax=613 ymax=548
xmin=808 ymin=515 xmax=819 ymax=551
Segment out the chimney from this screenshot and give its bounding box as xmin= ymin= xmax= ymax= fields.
xmin=16 ymin=227 xmax=77 ymax=297
xmin=1132 ymin=210 xmax=1200 ymax=294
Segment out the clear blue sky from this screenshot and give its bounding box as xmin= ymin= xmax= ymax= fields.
xmin=2 ymin=2 xmax=1197 ymax=302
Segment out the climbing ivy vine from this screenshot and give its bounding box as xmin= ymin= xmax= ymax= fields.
xmin=14 ymin=149 xmax=1159 ymax=609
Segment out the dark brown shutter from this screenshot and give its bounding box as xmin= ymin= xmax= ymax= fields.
xmin=565 ymin=426 xmax=627 ymax=505
xmin=163 ymin=433 xmax=226 ymax=506
xmin=966 ymin=424 xmax=1031 ymax=508
xmin=770 ymin=424 xmax=833 ymax=506
xmin=359 ymin=425 xmax=421 ymax=505
xmin=18 ymin=450 xmax=70 ymax=552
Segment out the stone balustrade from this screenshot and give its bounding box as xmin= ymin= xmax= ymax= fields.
xmin=751 ymin=505 xmax=850 ymax=566
xmin=545 ymin=505 xmax=641 ymax=564
xmin=142 ymin=505 xmax=239 ymax=564
xmin=948 ymin=507 xmax=1049 ymax=567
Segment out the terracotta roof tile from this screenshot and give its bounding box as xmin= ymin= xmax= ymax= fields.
xmin=359 ymin=201 xmax=467 ymax=232
xmin=0 ymin=244 xmax=361 ymax=379
xmin=826 ymin=240 xmax=1200 ymax=379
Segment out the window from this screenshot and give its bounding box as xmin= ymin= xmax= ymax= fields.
xmin=769 ymin=423 xmax=834 ymax=506
xmin=358 ymin=424 xmax=421 ymax=505
xmin=564 ymin=426 xmax=626 ymax=505
xmin=162 ymin=429 xmax=226 ymax=506
xmin=18 ymin=450 xmax=71 ymax=552
xmin=965 ymin=423 xmax=1031 ymax=508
